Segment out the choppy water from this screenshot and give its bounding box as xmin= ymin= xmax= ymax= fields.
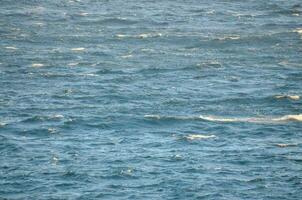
xmin=1 ymin=0 xmax=302 ymax=199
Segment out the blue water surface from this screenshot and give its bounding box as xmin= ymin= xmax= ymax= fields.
xmin=1 ymin=0 xmax=302 ymax=199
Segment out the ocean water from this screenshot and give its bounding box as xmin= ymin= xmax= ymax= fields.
xmin=1 ymin=0 xmax=302 ymax=199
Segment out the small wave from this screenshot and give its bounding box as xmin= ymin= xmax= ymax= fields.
xmin=144 ymin=114 xmax=199 ymax=120
xmin=293 ymin=28 xmax=302 ymax=34
xmin=22 ymin=114 xmax=64 ymax=123
xmin=32 ymin=63 xmax=44 ymax=67
xmin=33 ymin=22 xmax=44 ymax=26
xmin=68 ymin=62 xmax=79 ymax=66
xmin=185 ymin=134 xmax=216 ymax=140
xmin=196 ymin=61 xmax=222 ymax=68
xmin=78 ymin=12 xmax=89 ymax=16
xmin=200 ymin=114 xmax=302 ymax=123
xmin=48 ymin=128 xmax=57 ymax=134
xmin=276 ymin=143 xmax=298 ymax=148
xmin=5 ymin=46 xmax=18 ymax=50
xmin=52 ymin=114 xmax=64 ymax=119
xmin=217 ymin=35 xmax=240 ymax=41
xmin=71 ymin=47 xmax=85 ymax=51
xmin=273 ymin=114 xmax=302 ymax=122
xmin=0 ymin=122 xmax=7 ymax=127
xmin=199 ymin=115 xmax=239 ymax=122
xmin=121 ymin=54 xmax=133 ymax=58
xmin=137 ymin=33 xmax=162 ymax=39
xmin=116 ymin=33 xmax=163 ymax=39
xmin=116 ymin=34 xmax=128 ymax=38
xmin=274 ymin=95 xmax=300 ymax=100
xmin=100 ymin=17 xmax=137 ymax=25
xmin=81 ymin=73 xmax=99 ymax=77
xmin=144 ymin=114 xmax=302 ymax=123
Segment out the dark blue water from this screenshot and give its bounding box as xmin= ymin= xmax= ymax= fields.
xmin=1 ymin=0 xmax=302 ymax=199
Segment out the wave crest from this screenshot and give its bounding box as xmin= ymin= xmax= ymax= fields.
xmin=144 ymin=114 xmax=302 ymax=123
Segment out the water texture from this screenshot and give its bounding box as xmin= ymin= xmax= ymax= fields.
xmin=1 ymin=0 xmax=302 ymax=199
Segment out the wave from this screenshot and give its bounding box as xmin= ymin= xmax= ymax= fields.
xmin=32 ymin=63 xmax=45 ymax=67
xmin=144 ymin=114 xmax=302 ymax=123
xmin=276 ymin=143 xmax=298 ymax=148
xmin=5 ymin=46 xmax=18 ymax=50
xmin=116 ymin=33 xmax=163 ymax=39
xmin=184 ymin=134 xmax=216 ymax=140
xmin=216 ymin=35 xmax=241 ymax=41
xmin=274 ymin=95 xmax=300 ymax=100
xmin=22 ymin=114 xmax=65 ymax=123
xmin=294 ymin=28 xmax=302 ymax=35
xmin=71 ymin=47 xmax=85 ymax=51
xmin=0 ymin=122 xmax=7 ymax=127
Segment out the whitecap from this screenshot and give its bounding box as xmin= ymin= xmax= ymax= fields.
xmin=217 ymin=35 xmax=240 ymax=40
xmin=199 ymin=115 xmax=238 ymax=122
xmin=121 ymin=54 xmax=133 ymax=58
xmin=185 ymin=134 xmax=216 ymax=140
xmin=71 ymin=47 xmax=85 ymax=51
xmin=33 ymin=22 xmax=44 ymax=26
xmin=144 ymin=115 xmax=196 ymax=120
xmin=32 ymin=63 xmax=44 ymax=67
xmin=141 ymin=48 xmax=155 ymax=52
xmin=294 ymin=28 xmax=302 ymax=34
xmin=275 ymin=95 xmax=300 ymax=100
xmin=196 ymin=61 xmax=222 ymax=68
xmin=48 ymin=128 xmax=57 ymax=134
xmin=68 ymin=62 xmax=79 ymax=66
xmin=79 ymin=12 xmax=88 ymax=16
xmin=200 ymin=114 xmax=302 ymax=123
xmin=5 ymin=46 xmax=18 ymax=50
xmin=145 ymin=114 xmax=302 ymax=123
xmin=144 ymin=114 xmax=161 ymax=119
xmin=137 ymin=33 xmax=162 ymax=39
xmin=0 ymin=122 xmax=7 ymax=127
xmin=273 ymin=114 xmax=302 ymax=122
xmin=116 ymin=34 xmax=128 ymax=38
xmin=276 ymin=143 xmax=298 ymax=148
xmin=82 ymin=73 xmax=99 ymax=77
xmin=52 ymin=114 xmax=64 ymax=119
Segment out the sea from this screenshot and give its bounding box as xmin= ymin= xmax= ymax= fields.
xmin=0 ymin=0 xmax=302 ymax=199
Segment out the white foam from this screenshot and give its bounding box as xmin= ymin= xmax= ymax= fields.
xmin=145 ymin=114 xmax=302 ymax=123
xmin=52 ymin=114 xmax=64 ymax=119
xmin=273 ymin=114 xmax=302 ymax=122
xmin=144 ymin=114 xmax=161 ymax=119
xmin=116 ymin=34 xmax=128 ymax=38
xmin=0 ymin=122 xmax=7 ymax=127
xmin=199 ymin=115 xmax=238 ymax=122
xmin=33 ymin=22 xmax=44 ymax=26
xmin=218 ymin=35 xmax=240 ymax=40
xmin=82 ymin=73 xmax=99 ymax=77
xmin=31 ymin=63 xmax=44 ymax=67
xmin=275 ymin=95 xmax=300 ymax=100
xmin=121 ymin=54 xmax=133 ymax=58
xmin=68 ymin=62 xmax=79 ymax=66
xmin=185 ymin=134 xmax=216 ymax=140
xmin=5 ymin=46 xmax=18 ymax=50
xmin=276 ymin=143 xmax=298 ymax=148
xmin=71 ymin=47 xmax=85 ymax=51
xmin=48 ymin=128 xmax=57 ymax=133
xmin=200 ymin=114 xmax=302 ymax=123
xmin=137 ymin=33 xmax=162 ymax=39
xmin=294 ymin=28 xmax=302 ymax=34
xmin=79 ymin=12 xmax=88 ymax=16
